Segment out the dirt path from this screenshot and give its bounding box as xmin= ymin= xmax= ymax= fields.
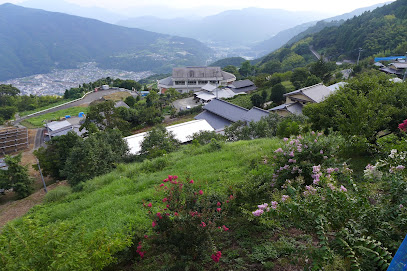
xmin=0 ymin=182 xmax=67 ymax=228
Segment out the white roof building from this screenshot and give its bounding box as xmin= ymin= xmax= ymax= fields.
xmin=125 ymin=119 xmax=214 ymax=155
xmin=158 ymin=66 xmax=236 ymax=94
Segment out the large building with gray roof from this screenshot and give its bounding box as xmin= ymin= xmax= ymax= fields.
xmin=195 ymin=99 xmax=270 ymax=132
xmin=158 ymin=66 xmax=236 ymax=94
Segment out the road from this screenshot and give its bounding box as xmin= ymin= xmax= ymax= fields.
xmin=13 ymin=89 xmax=131 ymax=125
xmin=309 ymin=46 xmax=328 ymax=62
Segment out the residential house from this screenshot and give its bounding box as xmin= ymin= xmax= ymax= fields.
xmin=228 ymin=79 xmax=257 ymax=93
xmin=194 ymin=83 xmax=246 ymax=103
xmin=195 ymin=99 xmax=270 ymax=132
xmin=270 ymin=83 xmax=334 ymax=116
xmin=158 ymin=66 xmax=236 ymax=94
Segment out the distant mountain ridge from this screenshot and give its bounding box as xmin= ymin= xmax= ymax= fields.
xmin=117 ymin=8 xmax=330 ymax=46
xmin=0 ymin=4 xmax=213 ymax=81
xmin=252 ymin=2 xmax=391 ymax=56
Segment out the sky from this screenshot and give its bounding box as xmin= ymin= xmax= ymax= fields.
xmin=0 ymin=0 xmax=394 ymax=17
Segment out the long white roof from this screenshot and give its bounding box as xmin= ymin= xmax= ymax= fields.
xmin=46 ymin=120 xmax=72 ymax=131
xmin=125 ymin=119 xmax=214 ymax=155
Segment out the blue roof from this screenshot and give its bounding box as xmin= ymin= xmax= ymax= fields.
xmin=375 ymin=56 xmax=406 ymax=62
xmin=195 ymin=111 xmax=232 ymax=130
xmin=243 ymin=107 xmax=270 ymax=122
xmin=203 ymin=99 xmax=249 ymax=122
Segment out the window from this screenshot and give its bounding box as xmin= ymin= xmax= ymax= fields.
xmin=189 ymin=71 xmax=195 ymax=78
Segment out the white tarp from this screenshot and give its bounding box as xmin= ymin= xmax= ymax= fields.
xmin=125 ymin=119 xmax=214 ymax=155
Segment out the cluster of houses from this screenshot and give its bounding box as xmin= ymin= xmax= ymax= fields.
xmin=125 ymin=66 xmax=341 ymax=154
xmin=375 ymin=56 xmax=407 ymax=80
xmin=39 ymin=66 xmax=342 ymax=155
xmin=158 ymin=66 xmax=257 ymax=103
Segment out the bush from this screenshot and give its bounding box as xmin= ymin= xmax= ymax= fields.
xmin=138 ymin=175 xmax=235 ymax=268
xmin=44 ymin=186 xmax=72 ymax=203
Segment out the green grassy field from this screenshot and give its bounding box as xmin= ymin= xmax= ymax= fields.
xmin=19 ymin=99 xmax=74 ymax=117
xmin=22 ymin=106 xmax=89 ymax=127
xmin=23 ymin=138 xmax=279 ymax=234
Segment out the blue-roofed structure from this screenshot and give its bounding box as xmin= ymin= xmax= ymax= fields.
xmin=375 ymin=56 xmax=406 ymax=62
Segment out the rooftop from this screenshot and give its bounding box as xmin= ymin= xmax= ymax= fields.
xmin=46 ymin=120 xmax=72 ymax=131
xmin=284 ymin=83 xmax=333 ymax=103
xmin=203 ymin=98 xmax=249 ymax=123
xmin=125 ymin=119 xmax=214 ymax=155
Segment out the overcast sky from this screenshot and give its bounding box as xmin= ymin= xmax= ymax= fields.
xmin=1 ymin=0 xmax=394 ymax=16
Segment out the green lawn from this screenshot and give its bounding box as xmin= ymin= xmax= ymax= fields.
xmin=22 ymin=106 xmax=89 ymax=127
xmin=15 ymin=138 xmax=279 ymax=241
xmin=19 ymin=99 xmax=74 ymax=117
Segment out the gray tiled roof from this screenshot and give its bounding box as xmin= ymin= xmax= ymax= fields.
xmin=243 ymin=107 xmax=270 ymax=122
xmin=284 ymin=83 xmax=332 ymax=103
xmin=269 ymin=102 xmax=303 ymax=115
xmin=114 ymin=101 xmax=130 ymax=108
xmin=221 ymin=71 xmax=236 ymax=81
xmin=231 ymin=85 xmax=257 ymax=94
xmin=158 ymin=76 xmax=173 ymax=86
xmin=195 ymin=111 xmax=232 ymax=130
xmin=203 ymin=98 xmax=249 ymax=122
xmin=231 ymin=79 xmax=255 ymax=89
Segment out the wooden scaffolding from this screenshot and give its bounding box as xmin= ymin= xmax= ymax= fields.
xmin=0 ymin=127 xmax=29 ymax=157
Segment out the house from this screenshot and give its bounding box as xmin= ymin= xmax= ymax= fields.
xmin=45 ymin=120 xmax=73 ymax=138
xmin=228 ymin=79 xmax=257 ymax=93
xmin=194 ymin=83 xmax=244 ymax=103
xmin=125 ymin=119 xmax=214 ymax=155
xmin=158 ymin=66 xmax=236 ymax=94
xmin=195 ymin=99 xmax=270 ymax=132
xmin=269 ymin=102 xmax=304 ymax=117
xmin=114 ymin=101 xmax=130 ymax=109
xmin=380 ymin=62 xmax=407 ymax=77
xmin=270 ymin=83 xmax=334 ymax=117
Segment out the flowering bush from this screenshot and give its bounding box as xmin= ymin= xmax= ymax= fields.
xmin=140 ymin=175 xmax=234 ymax=267
xmin=269 ymin=131 xmax=345 ymax=188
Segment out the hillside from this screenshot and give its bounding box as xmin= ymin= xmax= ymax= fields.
xmin=209 ymin=57 xmax=247 ymax=68
xmin=251 ymin=2 xmax=390 ymax=56
xmin=0 ymin=4 xmax=213 ymax=81
xmin=117 ymin=8 xmax=329 ymax=47
xmin=310 ymin=0 xmax=407 ymax=60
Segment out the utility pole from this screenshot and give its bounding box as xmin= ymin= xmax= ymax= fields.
xmin=36 ymin=158 xmax=47 ymax=193
xmin=357 ymin=48 xmax=363 ymax=65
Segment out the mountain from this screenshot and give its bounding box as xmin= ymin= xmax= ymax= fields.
xmin=252 ymin=2 xmax=391 ymax=56
xmin=0 ymin=4 xmax=213 ymax=81
xmin=310 ymin=0 xmax=407 ymax=60
xmin=209 ymin=57 xmax=247 ymax=68
xmin=254 ymin=0 xmax=406 ymax=74
xmin=20 ymin=0 xmax=125 ymax=24
xmin=117 ymin=8 xmax=330 ymax=47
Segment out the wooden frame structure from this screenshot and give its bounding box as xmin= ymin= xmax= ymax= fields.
xmin=0 ymin=127 xmax=29 ymax=156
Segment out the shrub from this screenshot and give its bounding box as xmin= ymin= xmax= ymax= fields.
xmin=44 ymin=186 xmax=72 ymax=203
xmin=138 ymin=175 xmax=234 ymax=268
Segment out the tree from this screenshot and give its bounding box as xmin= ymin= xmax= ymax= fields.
xmin=0 ymin=154 xmax=33 ymax=199
xmin=261 ymin=89 xmax=268 ymax=102
xmin=80 ymin=101 xmax=130 ymax=135
xmin=291 ymin=67 xmax=310 ymax=89
xmin=62 ymin=130 xmax=129 ymax=187
xmin=0 ymin=84 xmax=20 ymax=106
xmin=303 ymin=72 xmax=407 ymax=147
xmin=222 ymin=65 xmax=241 ymax=80
xmin=304 ymin=75 xmax=322 ymax=87
xmin=260 ymin=60 xmax=281 ymax=74
xmin=140 ymin=125 xmax=180 ymax=158
xmin=239 ymin=61 xmax=255 ymax=78
xmin=309 ymin=59 xmax=334 ymax=83
xmin=34 ymin=132 xmax=82 ymax=180
xmin=250 ymin=94 xmax=264 ymax=108
xmin=270 ymin=83 xmax=286 ymax=104
xmin=124 ymin=96 xmax=137 ymax=108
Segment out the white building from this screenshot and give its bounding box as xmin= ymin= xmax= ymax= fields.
xmin=158 ymin=66 xmax=236 ymax=94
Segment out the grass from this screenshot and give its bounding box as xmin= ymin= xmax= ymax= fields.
xmin=18 ymin=138 xmax=280 ymax=237
xmin=22 ymin=106 xmax=89 ymax=128
xmin=19 ymin=99 xmax=74 ymax=117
